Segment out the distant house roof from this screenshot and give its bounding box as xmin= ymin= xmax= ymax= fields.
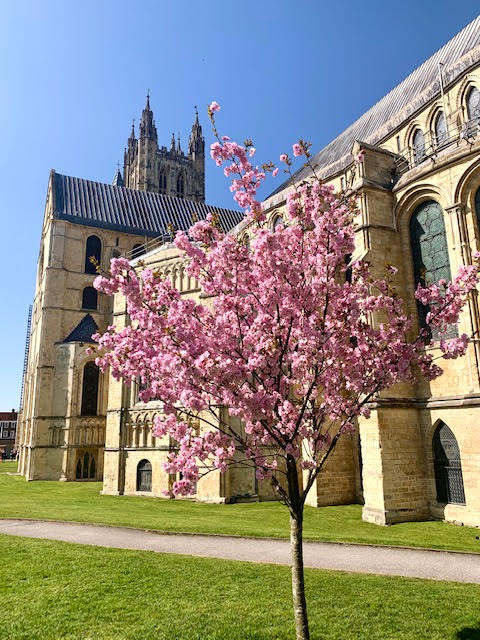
xmin=52 ymin=171 xmax=244 ymax=237
xmin=64 ymin=314 xmax=99 ymax=343
xmin=267 ymin=15 xmax=480 ymax=202
xmin=0 ymin=412 xmax=17 ymax=421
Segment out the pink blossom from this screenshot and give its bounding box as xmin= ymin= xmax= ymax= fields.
xmin=280 ymin=153 xmax=288 ymax=162
xmin=272 ymin=168 xmax=279 ymax=177
xmin=209 ymin=101 xmax=220 ymax=113
xmin=292 ymin=143 xmax=303 ymax=157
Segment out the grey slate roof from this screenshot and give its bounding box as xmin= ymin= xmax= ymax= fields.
xmin=112 ymin=169 xmax=124 ymax=187
xmin=64 ymin=314 xmax=98 ymax=343
xmin=52 ymin=171 xmax=244 ymax=237
xmin=268 ymin=15 xmax=480 ymax=201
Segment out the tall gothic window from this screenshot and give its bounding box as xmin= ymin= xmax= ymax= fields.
xmin=475 ymin=187 xmax=480 ymax=237
xmin=409 ymin=200 xmax=453 ymax=338
xmin=434 ymin=112 xmax=447 ymax=147
xmin=433 ymin=422 xmax=465 ymax=504
xmin=81 ymin=362 xmax=99 ymax=416
xmin=466 ymin=86 xmax=480 ymax=121
xmin=176 ymin=173 xmax=185 ymax=198
xmin=85 ymin=235 xmax=102 ymax=274
xmin=159 ymin=170 xmax=167 ymax=194
xmin=75 ymin=451 xmax=97 ymax=480
xmin=82 ymin=286 xmax=98 ymax=310
xmin=137 ymin=459 xmax=152 ymax=492
xmin=412 ymin=129 xmax=426 ymax=165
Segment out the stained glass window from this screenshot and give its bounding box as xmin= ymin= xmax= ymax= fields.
xmin=81 ymin=362 xmax=99 ymax=416
xmin=82 ymin=287 xmax=98 ymax=310
xmin=85 ymin=235 xmax=101 ymax=274
xmin=409 ymin=200 xmax=455 ymax=339
xmin=412 ymin=129 xmax=426 ymax=165
xmin=159 ymin=171 xmax=167 ymax=194
xmin=466 ymin=86 xmax=480 ymax=120
xmin=434 ymin=112 xmax=447 ymax=147
xmin=433 ymin=422 xmax=465 ymax=504
xmin=176 ymin=173 xmax=185 ymax=198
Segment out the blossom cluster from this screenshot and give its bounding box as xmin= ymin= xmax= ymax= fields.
xmin=93 ymin=104 xmax=480 ymax=497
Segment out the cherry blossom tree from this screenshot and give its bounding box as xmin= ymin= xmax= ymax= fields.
xmin=93 ymin=104 xmax=479 ymax=640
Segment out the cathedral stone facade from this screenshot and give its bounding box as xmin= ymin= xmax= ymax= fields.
xmin=16 ymin=16 xmax=480 ymax=526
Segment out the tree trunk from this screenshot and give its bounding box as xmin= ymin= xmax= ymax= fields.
xmin=287 ymin=456 xmax=310 ymax=640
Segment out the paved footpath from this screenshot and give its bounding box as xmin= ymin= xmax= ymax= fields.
xmin=1 ymin=518 xmax=480 ymax=584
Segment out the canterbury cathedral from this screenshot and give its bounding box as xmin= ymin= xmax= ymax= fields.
xmin=17 ymin=15 xmax=480 ymax=528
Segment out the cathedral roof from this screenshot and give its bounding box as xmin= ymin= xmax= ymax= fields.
xmin=267 ymin=15 xmax=480 ymax=203
xmin=51 ymin=171 xmax=244 ymax=237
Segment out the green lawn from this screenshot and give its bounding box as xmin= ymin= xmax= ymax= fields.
xmin=2 ymin=461 xmax=480 ymax=553
xmin=1 ymin=534 xmax=480 ymax=640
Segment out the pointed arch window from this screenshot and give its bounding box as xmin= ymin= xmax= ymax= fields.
xmin=82 ymin=287 xmax=98 ymax=310
xmin=433 ymin=422 xmax=465 ymax=504
xmin=85 ymin=235 xmax=102 ymax=274
xmin=176 ymin=173 xmax=185 ymax=198
xmin=434 ymin=112 xmax=447 ymax=147
xmin=466 ymin=86 xmax=480 ymax=121
xmin=272 ymin=215 xmax=284 ymax=231
xmin=412 ymin=129 xmax=426 ymax=165
xmin=409 ymin=200 xmax=455 ymax=339
xmin=81 ymin=362 xmax=99 ymax=416
xmin=159 ymin=170 xmax=167 ymax=194
xmin=475 ymin=187 xmax=480 ymax=238
xmin=137 ymin=459 xmax=152 ymax=492
xmin=75 ymin=451 xmax=97 ymax=480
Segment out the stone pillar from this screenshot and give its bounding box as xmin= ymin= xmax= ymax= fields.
xmin=361 ymin=405 xmax=429 ymax=525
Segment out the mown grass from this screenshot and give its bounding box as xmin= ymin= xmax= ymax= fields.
xmin=1 ymin=534 xmax=480 ymax=640
xmin=2 ymin=461 xmax=480 ymax=553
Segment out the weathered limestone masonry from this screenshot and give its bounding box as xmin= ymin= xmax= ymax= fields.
xmin=260 ymin=16 xmax=480 ymax=525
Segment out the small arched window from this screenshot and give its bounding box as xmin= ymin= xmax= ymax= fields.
xmin=242 ymin=234 xmax=250 ymax=250
xmin=176 ymin=173 xmax=185 ymax=198
xmin=409 ymin=200 xmax=454 ymax=338
xmin=75 ymin=451 xmax=97 ymax=480
xmin=137 ymin=459 xmax=152 ymax=492
xmin=132 ymin=244 xmax=145 ymax=259
xmin=433 ymin=422 xmax=465 ymax=504
xmin=82 ymin=287 xmax=98 ymax=310
xmin=85 ymin=235 xmax=102 ymax=274
xmin=160 ymin=171 xmax=167 ymax=194
xmin=434 ymin=112 xmax=447 ymax=147
xmin=466 ymin=86 xmax=480 ymax=121
xmin=272 ymin=215 xmax=283 ymax=231
xmin=412 ymin=129 xmax=426 ymax=165
xmin=81 ymin=362 xmax=99 ymax=416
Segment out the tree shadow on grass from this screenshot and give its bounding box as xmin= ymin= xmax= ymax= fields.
xmin=457 ymin=625 xmax=480 ymax=639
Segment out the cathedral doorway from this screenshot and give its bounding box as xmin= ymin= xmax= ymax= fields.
xmin=433 ymin=422 xmax=465 ymax=504
xmin=137 ymin=459 xmax=152 ymax=492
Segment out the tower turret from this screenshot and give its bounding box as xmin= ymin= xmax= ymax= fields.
xmin=123 ymin=120 xmax=137 ymax=188
xmin=136 ymin=94 xmax=159 ymax=191
xmin=139 ymin=93 xmax=157 ymax=141
xmin=188 ymin=108 xmax=205 ymax=202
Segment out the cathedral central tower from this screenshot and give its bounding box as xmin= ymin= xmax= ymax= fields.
xmin=123 ymin=95 xmax=205 ymax=202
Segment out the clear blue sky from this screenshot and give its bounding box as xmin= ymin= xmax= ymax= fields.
xmin=0 ymin=0 xmax=479 ymax=409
